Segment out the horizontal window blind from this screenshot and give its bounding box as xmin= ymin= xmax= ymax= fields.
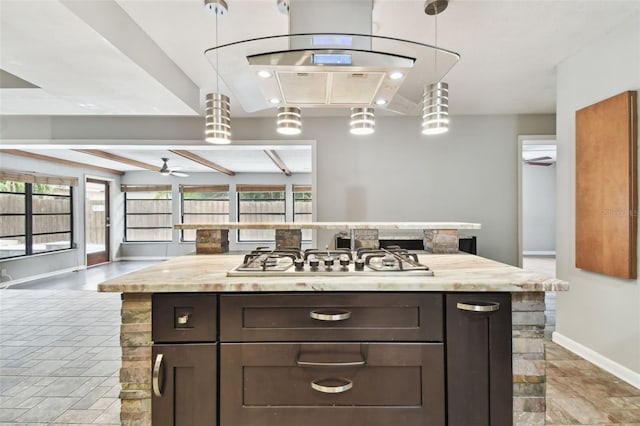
xmin=0 ymin=169 xmax=78 ymax=186
xmin=120 ymin=184 xmax=171 ymax=192
xmin=292 ymin=185 xmax=312 ymax=193
xmin=179 ymin=184 xmax=230 ymax=193
xmin=236 ymin=184 xmax=286 ymax=192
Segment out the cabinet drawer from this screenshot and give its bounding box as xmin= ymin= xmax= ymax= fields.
xmin=152 ymin=294 xmax=217 ymax=343
xmin=220 ymin=293 xmax=443 ymax=342
xmin=220 ymin=342 xmax=445 ymax=426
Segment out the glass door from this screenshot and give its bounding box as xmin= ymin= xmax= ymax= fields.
xmin=86 ymin=178 xmax=110 ymax=266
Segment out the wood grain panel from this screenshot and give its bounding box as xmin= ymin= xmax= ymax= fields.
xmin=576 ymin=91 xmax=638 ymax=279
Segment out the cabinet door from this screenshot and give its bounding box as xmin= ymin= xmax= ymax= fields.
xmin=151 ymin=344 xmax=217 ymax=426
xmin=446 ymin=293 xmax=512 ymax=426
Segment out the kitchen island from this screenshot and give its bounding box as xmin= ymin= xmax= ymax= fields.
xmin=98 ymin=253 xmax=568 ymax=426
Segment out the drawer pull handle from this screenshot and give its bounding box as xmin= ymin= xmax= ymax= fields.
xmin=297 ymin=359 xmax=366 ymax=367
xmin=456 ymin=301 xmax=500 ymax=313
xmin=310 ymin=309 xmax=352 ymax=321
xmin=311 ymin=378 xmax=353 ymax=394
xmin=152 ymin=354 xmax=164 ymax=397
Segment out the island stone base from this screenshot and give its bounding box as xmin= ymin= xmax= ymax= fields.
xmin=117 ymin=291 xmax=547 ymax=426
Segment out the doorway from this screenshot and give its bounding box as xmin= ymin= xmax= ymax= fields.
xmin=86 ymin=178 xmax=110 ymax=266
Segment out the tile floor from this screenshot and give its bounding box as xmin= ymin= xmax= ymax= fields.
xmin=0 ymin=259 xmax=639 ymax=425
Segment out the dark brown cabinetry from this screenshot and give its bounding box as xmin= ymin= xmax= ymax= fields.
xmin=150 ymin=292 xmax=512 ymax=426
xmin=151 ymin=344 xmax=217 ymax=426
xmin=446 ymin=293 xmax=512 ymax=426
xmin=220 ymin=342 xmax=444 ymax=426
xmin=151 ymin=294 xmax=218 ymax=426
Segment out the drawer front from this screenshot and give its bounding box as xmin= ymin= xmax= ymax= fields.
xmin=220 ymin=293 xmax=443 ymax=342
xmin=152 ymin=294 xmax=217 ymax=343
xmin=220 ymin=342 xmax=445 ymax=426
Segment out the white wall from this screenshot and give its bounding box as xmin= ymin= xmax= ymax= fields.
xmin=522 ymin=163 xmax=556 ymax=253
xmin=555 ymin=13 xmax=640 ymax=384
xmin=232 ymin=114 xmax=555 ymax=265
xmin=0 ymin=152 xmax=122 ymax=283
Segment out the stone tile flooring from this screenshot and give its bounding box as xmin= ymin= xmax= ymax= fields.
xmin=0 ymin=290 xmax=122 ymax=425
xmin=546 ymin=341 xmax=640 ymax=425
xmin=1 ymin=260 xmax=639 ymax=425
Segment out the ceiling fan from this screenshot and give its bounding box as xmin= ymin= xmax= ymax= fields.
xmin=524 ymin=156 xmax=554 ymax=166
xmin=159 ymin=158 xmax=189 ymax=177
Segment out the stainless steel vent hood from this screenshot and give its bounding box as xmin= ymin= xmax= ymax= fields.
xmin=204 ymin=1 xmax=459 ymax=115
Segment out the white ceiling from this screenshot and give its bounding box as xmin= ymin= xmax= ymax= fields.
xmin=1 ymin=0 xmax=639 ymax=172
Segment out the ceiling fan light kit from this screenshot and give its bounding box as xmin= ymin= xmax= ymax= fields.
xmin=203 ymin=0 xmax=458 ymax=141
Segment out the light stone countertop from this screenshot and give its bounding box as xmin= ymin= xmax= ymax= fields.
xmin=173 ymin=221 xmax=482 ymax=230
xmin=98 ymin=253 xmax=568 ymax=294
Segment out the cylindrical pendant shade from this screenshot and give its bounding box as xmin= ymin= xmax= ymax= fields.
xmin=205 ymin=93 xmax=231 ymax=144
xmin=422 ymin=82 xmax=449 ymax=135
xmin=277 ymin=107 xmax=302 ymax=135
xmin=350 ymin=107 xmax=375 ymax=135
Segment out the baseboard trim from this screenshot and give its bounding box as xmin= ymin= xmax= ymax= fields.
xmin=523 ymin=251 xmax=556 ymax=256
xmin=0 ymin=265 xmax=86 ymax=289
xmin=115 ymin=256 xmax=172 ymax=261
xmin=552 ymin=331 xmax=640 ymax=389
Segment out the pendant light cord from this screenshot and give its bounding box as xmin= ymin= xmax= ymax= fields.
xmin=215 ymin=12 xmax=220 ymax=93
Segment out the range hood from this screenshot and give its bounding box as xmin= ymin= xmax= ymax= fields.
xmin=204 ymin=1 xmax=459 ymax=115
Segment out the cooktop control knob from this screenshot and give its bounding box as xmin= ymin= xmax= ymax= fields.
xmin=294 ymin=259 xmax=305 ymax=271
xmin=309 ymin=259 xmax=320 ymax=269
xmin=354 ymin=259 xmax=365 ymax=271
xmin=339 ymin=258 xmax=350 ymax=267
xmin=324 ymin=257 xmax=334 ymax=268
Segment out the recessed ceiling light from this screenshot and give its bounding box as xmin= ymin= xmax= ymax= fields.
xmin=258 ymin=70 xmax=272 ymax=78
xmin=389 ymin=71 xmax=404 ymax=80
xmin=269 ymin=98 xmax=281 ymax=104
xmin=375 ymin=99 xmax=387 ymax=106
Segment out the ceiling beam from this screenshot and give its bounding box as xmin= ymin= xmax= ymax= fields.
xmin=0 ymin=149 xmax=125 ymax=176
xmin=170 ymin=150 xmax=235 ymax=176
xmin=264 ymin=150 xmax=292 ymax=176
xmin=74 ymin=149 xmax=158 ymax=171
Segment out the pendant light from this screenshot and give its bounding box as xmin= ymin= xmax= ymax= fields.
xmin=422 ymin=0 xmax=450 ymax=136
xmin=350 ymin=107 xmax=375 ymax=135
xmin=205 ymin=0 xmax=231 ymax=144
xmin=277 ymin=106 xmax=302 ymax=135
xmin=422 ymin=82 xmax=449 ymax=135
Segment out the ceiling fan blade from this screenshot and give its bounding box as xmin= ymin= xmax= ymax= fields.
xmin=171 ymin=171 xmax=189 ymax=177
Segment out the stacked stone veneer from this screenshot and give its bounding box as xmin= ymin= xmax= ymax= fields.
xmin=512 ymin=291 xmax=547 ymax=425
xmin=195 ymin=229 xmax=229 ymax=254
xmin=423 ymin=229 xmax=459 ymax=254
xmin=120 ymin=293 xmax=153 ymax=425
xmin=116 ymin=291 xmax=547 ymax=425
xmin=275 ymin=229 xmax=302 ymax=249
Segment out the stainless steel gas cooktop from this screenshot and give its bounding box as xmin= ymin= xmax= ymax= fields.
xmin=227 ymin=246 xmax=434 ymax=277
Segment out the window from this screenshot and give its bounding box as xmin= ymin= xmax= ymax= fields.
xmin=180 ymin=185 xmax=230 ymax=242
xmin=293 ymin=185 xmax=312 ymax=241
xmin=237 ymin=184 xmax=286 ymax=242
xmin=0 ymin=170 xmax=76 ymax=259
xmin=122 ymin=184 xmax=172 ymax=242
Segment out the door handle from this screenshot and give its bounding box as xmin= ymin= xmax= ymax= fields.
xmin=456 ymin=301 xmax=500 ymax=312
xmin=152 ymin=354 xmax=164 ymax=397
xmin=311 ymin=378 xmax=353 ymax=394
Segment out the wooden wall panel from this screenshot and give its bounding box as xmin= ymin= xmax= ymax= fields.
xmin=575 ymin=91 xmax=638 ymax=279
